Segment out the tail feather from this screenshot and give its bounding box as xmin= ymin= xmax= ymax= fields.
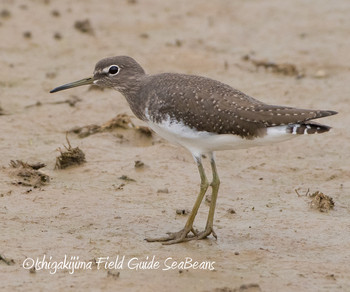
xmin=314 ymin=110 xmax=338 ymax=118
xmin=287 ymin=122 xmax=331 ymax=135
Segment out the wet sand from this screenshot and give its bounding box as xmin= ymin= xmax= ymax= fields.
xmin=0 ymin=0 xmax=349 ymax=291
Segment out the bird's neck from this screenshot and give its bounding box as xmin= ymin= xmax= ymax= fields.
xmin=116 ymin=75 xmax=148 ymax=121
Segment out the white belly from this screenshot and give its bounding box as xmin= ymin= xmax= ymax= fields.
xmin=146 ymin=115 xmax=295 ymax=156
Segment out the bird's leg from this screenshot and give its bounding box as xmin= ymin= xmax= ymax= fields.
xmin=145 ymin=155 xmax=209 ymax=244
xmin=196 ymin=153 xmax=220 ymax=240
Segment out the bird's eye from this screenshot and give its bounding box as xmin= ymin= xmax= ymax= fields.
xmin=108 ymin=65 xmax=119 ymax=75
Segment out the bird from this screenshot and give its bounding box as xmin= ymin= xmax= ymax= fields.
xmin=50 ymin=56 xmax=337 ymax=245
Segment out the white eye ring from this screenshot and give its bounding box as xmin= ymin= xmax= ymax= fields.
xmin=107 ymin=65 xmax=119 ymax=75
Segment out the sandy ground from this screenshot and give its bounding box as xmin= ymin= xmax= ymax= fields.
xmin=1 ymin=0 xmax=349 ymax=291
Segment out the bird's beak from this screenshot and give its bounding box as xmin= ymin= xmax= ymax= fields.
xmin=50 ymin=76 xmax=94 ymax=93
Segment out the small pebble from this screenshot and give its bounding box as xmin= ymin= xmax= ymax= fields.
xmin=53 ymin=32 xmax=62 ymax=40
xmin=314 ymin=69 xmax=327 ymax=78
xmin=175 ymin=39 xmax=182 ymax=47
xmin=176 ymin=209 xmax=189 ymax=215
xmin=74 ymin=19 xmax=94 ymax=35
xmin=23 ymin=31 xmax=32 ymax=39
xmin=51 ymin=10 xmax=60 ymax=17
xmin=134 ymin=160 xmax=144 ymax=168
xmin=107 ymin=270 xmax=120 ymax=279
xmin=118 ymin=175 xmax=136 ymax=182
xmin=0 ymin=9 xmax=11 ymax=18
xmin=139 ymin=33 xmax=149 ymax=39
xmin=205 ymin=194 xmax=211 ymax=203
xmin=46 ymin=72 xmax=57 ymax=79
xmin=157 ymin=188 xmax=169 ymax=194
xmin=29 ymin=267 xmax=36 ymax=274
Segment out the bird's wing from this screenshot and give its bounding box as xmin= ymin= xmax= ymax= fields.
xmin=144 ymin=74 xmax=336 ymax=138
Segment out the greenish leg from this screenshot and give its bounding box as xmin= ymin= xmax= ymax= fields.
xmin=197 ymin=153 xmax=220 ymax=239
xmin=145 ymin=155 xmax=209 ymax=244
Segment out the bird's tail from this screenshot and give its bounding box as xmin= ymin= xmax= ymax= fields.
xmin=286 ymin=122 xmax=332 ymax=135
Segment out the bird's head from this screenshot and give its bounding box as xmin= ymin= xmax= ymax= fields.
xmin=50 ymin=56 xmax=145 ymax=93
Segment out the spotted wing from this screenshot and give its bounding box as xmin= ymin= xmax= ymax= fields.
xmin=144 ymin=73 xmax=336 ymax=138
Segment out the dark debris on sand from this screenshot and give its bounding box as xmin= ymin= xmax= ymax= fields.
xmin=69 ymin=113 xmax=134 ymax=138
xmin=55 ymin=136 xmax=86 ymax=169
xmin=176 ymin=209 xmax=189 ymax=215
xmin=211 ymin=283 xmax=262 ymax=292
xmin=10 ymin=160 xmax=49 ymax=187
xmin=134 ymin=160 xmax=144 ymax=168
xmin=0 ymin=254 xmax=15 ymax=266
xmin=25 ymin=95 xmax=82 ymax=108
xmin=0 ymin=9 xmax=11 ymax=19
xmin=242 ymin=54 xmax=303 ymax=78
xmin=70 ymin=124 xmax=100 ymax=138
xmin=309 ymin=191 xmax=334 ymax=212
xmin=107 ymin=270 xmax=120 ymax=279
xmin=69 ymin=113 xmax=153 ymax=139
xmin=136 ymin=125 xmax=153 ymax=137
xmin=74 ymin=19 xmax=94 ymax=35
xmin=100 ymin=114 xmax=134 ymax=130
xmin=118 ymin=175 xmax=136 ymax=182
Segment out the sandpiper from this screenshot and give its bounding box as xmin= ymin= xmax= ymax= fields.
xmin=51 ymin=56 xmax=337 ymax=245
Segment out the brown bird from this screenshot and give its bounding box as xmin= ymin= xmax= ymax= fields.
xmin=51 ymin=56 xmax=337 ymax=244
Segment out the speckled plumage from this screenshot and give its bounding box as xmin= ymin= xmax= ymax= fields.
xmin=142 ymin=73 xmax=335 ymax=138
xmin=92 ymin=56 xmax=336 ymax=139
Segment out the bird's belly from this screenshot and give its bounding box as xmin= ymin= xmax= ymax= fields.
xmin=147 ymin=117 xmax=295 ymax=156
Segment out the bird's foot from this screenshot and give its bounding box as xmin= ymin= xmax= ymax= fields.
xmin=145 ymin=226 xmax=217 ymax=245
xmin=194 ymin=226 xmax=217 ymax=240
xmin=145 ymin=227 xmax=196 ymax=244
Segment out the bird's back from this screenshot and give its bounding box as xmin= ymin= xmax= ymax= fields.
xmin=141 ymin=73 xmax=336 ymax=138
